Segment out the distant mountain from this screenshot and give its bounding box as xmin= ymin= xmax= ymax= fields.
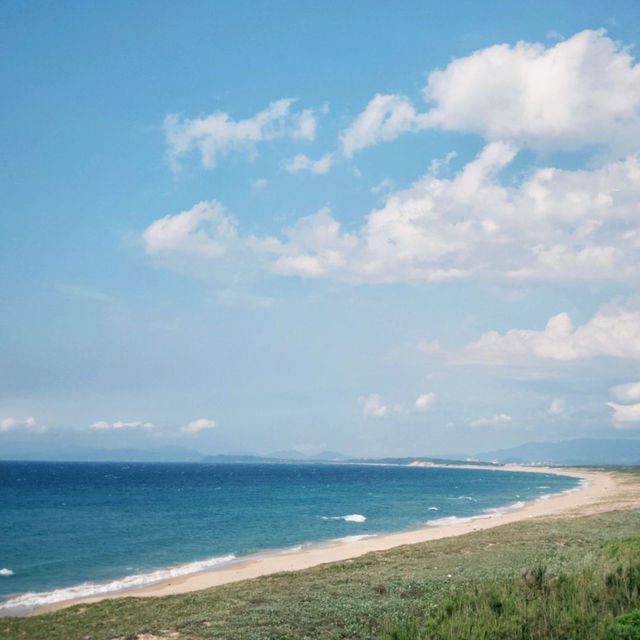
xmin=267 ymin=450 xmax=351 ymax=461
xmin=201 ymin=454 xmax=290 ymax=464
xmin=202 ymin=451 xmax=351 ymax=464
xmin=475 ymin=438 xmax=640 ymax=466
xmin=267 ymin=450 xmax=308 ymax=460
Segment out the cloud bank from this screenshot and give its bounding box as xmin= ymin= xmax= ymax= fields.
xmin=143 ymin=142 xmax=640 ymax=284
xmin=181 ymin=418 xmax=217 ymax=434
xmin=467 ymin=305 xmax=640 ymax=363
xmin=90 ymin=421 xmax=154 ymax=430
xmin=0 ymin=417 xmax=44 ymax=433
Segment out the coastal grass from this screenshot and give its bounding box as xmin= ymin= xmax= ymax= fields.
xmin=384 ymin=538 xmax=640 ymax=639
xmin=3 ymin=508 xmax=640 ymax=640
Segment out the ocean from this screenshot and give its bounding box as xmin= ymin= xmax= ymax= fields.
xmin=0 ymin=461 xmax=581 ymax=615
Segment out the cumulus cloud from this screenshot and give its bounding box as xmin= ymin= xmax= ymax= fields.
xmin=0 ymin=417 xmax=18 ymax=432
xmin=90 ymin=421 xmax=154 ymax=430
xmin=607 ymin=402 xmax=640 ymax=427
xmin=360 ymin=393 xmax=435 ymax=417
xmin=141 ymin=143 xmax=640 ymax=284
xmin=339 ymin=94 xmax=431 ymax=156
xmin=0 ymin=417 xmax=45 ymax=433
xmin=256 ymin=144 xmax=640 ymax=283
xmin=290 ymin=109 xmax=317 ymax=140
xmin=360 ymin=394 xmax=389 ymax=418
xmin=467 ymin=305 xmax=640 ymax=364
xmin=143 ymin=200 xmax=237 ymax=257
xmin=611 ymin=382 xmax=640 ymax=404
xmin=339 ymin=31 xmax=640 ymax=157
xmin=285 ymin=153 xmax=334 ymax=175
xmin=181 ymin=418 xmax=217 ymax=434
xmin=164 ymin=99 xmax=317 ymax=170
xmin=423 ymin=30 xmax=640 ymax=154
xmin=549 ymin=398 xmax=565 ymax=415
xmin=607 ymin=381 xmax=640 ymax=428
xmin=470 ymin=413 xmax=512 ymax=427
xmin=145 ymin=33 xmax=640 ymax=287
xmin=371 ymin=178 xmax=395 ymax=194
xmin=340 ymin=94 xmax=434 ymax=156
xmin=415 ymin=393 xmax=436 ymax=411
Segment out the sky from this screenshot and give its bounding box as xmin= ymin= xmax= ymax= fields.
xmin=2 ymin=0 xmax=640 ymax=459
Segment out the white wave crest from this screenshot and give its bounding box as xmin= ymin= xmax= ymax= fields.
xmin=482 ymin=501 xmax=526 ymax=516
xmin=427 ymin=506 xmax=439 ymax=511
xmin=0 ymin=554 xmax=235 ymax=614
xmin=426 ymin=515 xmax=474 ymax=527
xmin=0 ymin=569 xmax=13 ymax=577
xmin=338 ymin=534 xmax=377 ymax=543
xmin=322 ymin=513 xmax=366 ymax=522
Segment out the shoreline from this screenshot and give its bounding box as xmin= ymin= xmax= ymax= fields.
xmin=22 ymin=463 xmax=624 ymax=617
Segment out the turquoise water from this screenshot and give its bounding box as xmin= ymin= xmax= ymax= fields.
xmin=0 ymin=461 xmax=581 ymax=615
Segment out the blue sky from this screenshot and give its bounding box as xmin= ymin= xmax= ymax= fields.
xmin=2 ymin=0 xmax=640 ymax=458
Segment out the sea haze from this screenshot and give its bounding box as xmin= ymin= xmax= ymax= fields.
xmin=0 ymin=461 xmax=580 ymax=614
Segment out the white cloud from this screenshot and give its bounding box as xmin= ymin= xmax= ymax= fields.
xmin=340 ymin=94 xmax=433 ymax=157
xmin=360 ymin=394 xmax=389 ymax=418
xmin=339 ymin=31 xmax=640 ymax=157
xmin=259 ymin=207 xmax=359 ymax=279
xmin=611 ymin=381 xmax=640 ymax=404
xmin=415 ymin=393 xmax=436 ymax=411
xmin=285 ymin=153 xmax=334 ymax=175
xmin=0 ymin=417 xmax=18 ymax=432
xmin=181 ymin=418 xmax=217 ymax=434
xmin=423 ymin=29 xmax=640 ymax=154
xmin=607 ymin=382 xmax=640 ymax=428
xmin=470 ymin=413 xmax=512 ymax=427
xmin=252 ymin=178 xmax=268 ymax=190
xmin=1 ymin=417 xmax=45 ymax=433
xmin=360 ymin=393 xmax=436 ymax=417
xmin=549 ymin=398 xmax=565 ymax=415
xmin=164 ymin=99 xmax=317 ymax=170
xmin=467 ymin=305 xmax=640 ymax=364
xmin=90 ymin=421 xmax=154 ymax=430
xmin=290 ymin=109 xmax=317 ymax=140
xmin=143 ymin=200 xmax=237 ymax=257
xmin=371 ymin=178 xmax=394 ymax=194
xmin=256 ymin=144 xmax=640 ymax=283
xmin=607 ymin=402 xmax=640 ymax=427
xmin=89 ymin=420 xmax=111 ymax=430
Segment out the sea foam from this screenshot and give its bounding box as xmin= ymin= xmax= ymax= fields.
xmin=322 ymin=514 xmax=366 ymax=522
xmin=338 ymin=534 xmax=377 ymax=543
xmin=0 ymin=554 xmax=235 ymax=615
xmin=0 ymin=569 xmax=13 ymax=577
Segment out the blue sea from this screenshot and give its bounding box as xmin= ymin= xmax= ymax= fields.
xmin=0 ymin=461 xmax=581 ymax=615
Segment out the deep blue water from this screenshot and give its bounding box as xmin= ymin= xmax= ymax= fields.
xmin=0 ymin=461 xmax=580 ymax=613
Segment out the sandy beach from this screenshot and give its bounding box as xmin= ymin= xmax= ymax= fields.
xmin=34 ymin=464 xmax=639 ymax=615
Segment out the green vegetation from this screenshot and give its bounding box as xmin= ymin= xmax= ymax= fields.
xmin=385 ymin=539 xmax=640 ymax=639
xmin=3 ymin=509 xmax=640 ymax=640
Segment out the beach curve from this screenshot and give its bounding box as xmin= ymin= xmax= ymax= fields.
xmin=30 ymin=463 xmax=636 ymax=616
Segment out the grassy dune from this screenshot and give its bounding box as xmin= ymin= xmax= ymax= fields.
xmin=3 ymin=508 xmax=640 ymax=639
